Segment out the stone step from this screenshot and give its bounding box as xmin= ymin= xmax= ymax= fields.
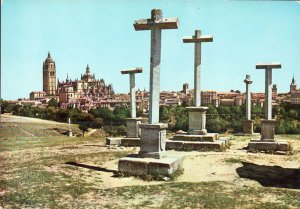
xmin=247 ymin=140 xmax=292 ymax=153
xmin=170 ymin=133 xmax=218 ymax=142
xmin=106 ymin=137 xmax=122 ymax=145
xmin=118 ymin=155 xmax=183 ymax=176
xmin=166 ymin=140 xmax=227 ymax=151
xmin=121 ymin=137 xmax=140 ymax=147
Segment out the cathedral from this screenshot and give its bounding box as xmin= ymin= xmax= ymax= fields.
xmin=30 ymin=52 xmax=114 ymax=107
xmin=57 ymin=64 xmax=114 ymax=103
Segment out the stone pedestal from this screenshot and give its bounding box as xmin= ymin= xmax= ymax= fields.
xmin=243 ymin=120 xmax=254 ymax=135
xmin=187 ymin=106 xmax=208 ymax=135
xmin=125 ymin=118 xmax=142 ymax=138
xmin=261 ymin=119 xmax=276 ymax=140
xmin=138 ymin=123 xmax=168 ymax=159
xmin=67 ymin=130 xmax=73 ymax=137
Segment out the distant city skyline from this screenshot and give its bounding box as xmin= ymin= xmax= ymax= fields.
xmin=1 ymin=0 xmax=300 ymax=100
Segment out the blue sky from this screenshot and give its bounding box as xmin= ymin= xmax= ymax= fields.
xmin=1 ymin=0 xmax=300 ymax=100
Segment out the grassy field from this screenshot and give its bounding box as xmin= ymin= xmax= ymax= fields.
xmin=0 ymin=118 xmax=299 ymax=209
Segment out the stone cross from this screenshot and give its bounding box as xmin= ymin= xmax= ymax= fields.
xmin=121 ymin=67 xmax=143 ymax=118
xmin=244 ymin=75 xmax=253 ymax=120
xmin=183 ymin=30 xmax=213 ymax=107
xmin=134 ymin=9 xmax=179 ymax=124
xmin=256 ymin=63 xmax=281 ymax=120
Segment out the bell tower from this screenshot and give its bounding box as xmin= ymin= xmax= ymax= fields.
xmin=290 ymin=75 xmax=297 ymax=93
xmin=43 ymin=52 xmax=56 ymax=95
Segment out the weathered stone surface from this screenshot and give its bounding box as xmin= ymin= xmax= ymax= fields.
xmin=121 ymin=138 xmax=140 ymax=147
xmin=126 ymin=118 xmax=142 ymax=138
xmin=186 ymin=107 xmax=208 ymax=135
xmin=118 ymin=157 xmax=149 ymax=175
xmin=277 ymin=141 xmax=291 ymax=151
xmin=139 ymin=123 xmax=168 ymax=159
xmin=261 ymin=119 xmax=276 ymax=140
xmin=243 ymin=120 xmax=254 ymax=135
xmin=165 ymin=140 xmax=184 ymax=150
xmin=166 ymin=140 xmax=225 ymax=151
xmin=118 ymin=155 xmax=183 ymax=176
xmin=183 ymin=141 xmax=224 ymax=151
xmin=106 ymin=137 xmax=122 ymax=145
xmin=219 ymin=137 xmax=230 ymax=146
xmin=248 ymin=140 xmax=277 ymax=151
xmin=171 ymin=133 xmax=218 ymax=142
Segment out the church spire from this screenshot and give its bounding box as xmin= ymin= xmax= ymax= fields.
xmin=292 ymin=74 xmax=295 ymax=84
xmin=86 ymin=64 xmax=90 ymax=73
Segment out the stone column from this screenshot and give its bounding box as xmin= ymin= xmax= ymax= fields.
xmin=121 ymin=68 xmax=143 ymax=140
xmin=194 ymin=30 xmax=201 ymax=107
xmin=256 ymin=63 xmax=281 ymax=140
xmin=134 ymin=9 xmax=178 ymax=158
xmin=243 ymin=75 xmax=254 ymax=134
xmin=68 ymin=117 xmax=73 ymax=137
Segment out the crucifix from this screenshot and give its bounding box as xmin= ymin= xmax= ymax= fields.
xmin=134 ymin=9 xmax=179 ymax=124
xmin=183 ymin=30 xmax=213 ymax=107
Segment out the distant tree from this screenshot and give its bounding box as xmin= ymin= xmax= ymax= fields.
xmin=78 ymin=124 xmax=89 ymax=137
xmin=0 ymin=99 xmax=9 ymax=114
xmin=47 ymin=98 xmax=58 ymax=108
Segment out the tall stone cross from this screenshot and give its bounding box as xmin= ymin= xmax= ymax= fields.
xmin=134 ymin=9 xmax=179 ymax=124
xmin=244 ymin=75 xmax=253 ymax=120
xmin=256 ymin=63 xmax=281 ymax=120
xmin=183 ymin=30 xmax=213 ymax=107
xmin=121 ymin=67 xmax=143 ymax=118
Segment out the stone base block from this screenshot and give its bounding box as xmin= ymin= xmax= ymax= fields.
xmin=219 ymin=137 xmax=230 ymax=146
xmin=106 ymin=137 xmax=122 ymax=145
xmin=118 ymin=155 xmax=183 ymax=176
xmin=166 ymin=140 xmax=226 ymax=151
xmin=171 ymin=133 xmax=218 ymax=142
xmin=234 ymin=132 xmax=260 ymax=136
xmin=139 ymin=123 xmax=168 ymax=159
xmin=261 ymin=119 xmax=276 ymax=140
xmin=126 ymin=118 xmax=142 ymax=138
xmin=247 ymin=140 xmax=291 ymax=153
xmin=243 ymin=120 xmax=254 ymax=134
xmin=67 ymin=131 xmax=73 ymax=137
xmin=121 ymin=137 xmax=140 ymax=147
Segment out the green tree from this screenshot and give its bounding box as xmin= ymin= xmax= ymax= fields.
xmin=78 ymin=124 xmax=89 ymax=137
xmin=47 ymin=98 xmax=58 ymax=108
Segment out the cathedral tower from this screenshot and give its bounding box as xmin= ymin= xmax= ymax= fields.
xmin=43 ymin=52 xmax=56 ymax=95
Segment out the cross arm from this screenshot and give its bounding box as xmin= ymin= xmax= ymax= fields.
xmin=121 ymin=67 xmax=143 ymax=74
xmin=256 ymin=63 xmax=282 ymax=69
xmin=183 ymin=35 xmax=213 ymax=43
xmin=134 ymin=17 xmax=179 ymax=31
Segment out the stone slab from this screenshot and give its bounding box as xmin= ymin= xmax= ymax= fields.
xmin=106 ymin=137 xmax=122 ymax=146
xmin=166 ymin=140 xmax=226 ymax=151
xmin=121 ymin=137 xmax=140 ymax=147
xmin=247 ymin=140 xmax=291 ymax=152
xmin=171 ymin=133 xmax=218 ymax=142
xmin=118 ymin=155 xmax=183 ymax=176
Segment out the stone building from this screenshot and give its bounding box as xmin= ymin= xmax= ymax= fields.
xmin=58 ymin=65 xmax=114 ymax=105
xmin=43 ymin=52 xmax=56 ymax=95
xmin=290 ymin=76 xmax=300 ymax=105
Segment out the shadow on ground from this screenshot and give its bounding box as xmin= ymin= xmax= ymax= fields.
xmin=65 ymin=162 xmax=116 ymax=173
xmin=236 ymin=162 xmax=300 ymax=189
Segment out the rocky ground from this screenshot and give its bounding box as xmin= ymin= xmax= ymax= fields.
xmin=0 ymin=114 xmax=299 ymax=209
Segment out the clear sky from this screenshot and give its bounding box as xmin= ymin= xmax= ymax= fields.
xmin=1 ymin=0 xmax=300 ymax=100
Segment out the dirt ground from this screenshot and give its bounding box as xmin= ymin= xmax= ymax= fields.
xmin=0 ymin=114 xmax=299 ymax=208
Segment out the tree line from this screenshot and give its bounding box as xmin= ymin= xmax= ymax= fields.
xmin=1 ymin=98 xmax=299 ymax=135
